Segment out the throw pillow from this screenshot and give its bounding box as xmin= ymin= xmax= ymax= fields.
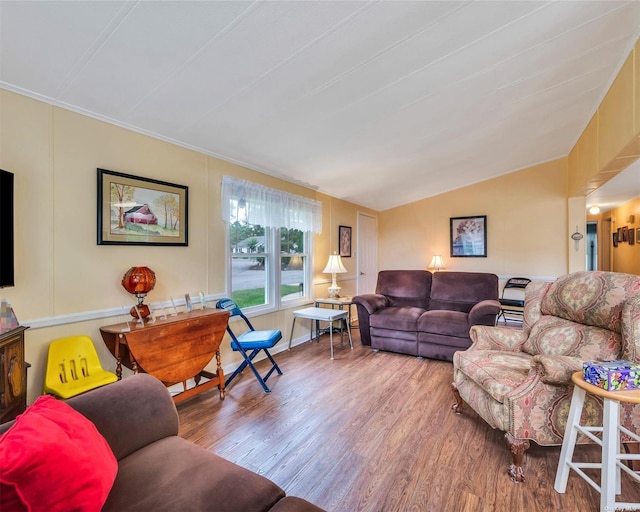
xmin=0 ymin=394 xmax=118 ymax=511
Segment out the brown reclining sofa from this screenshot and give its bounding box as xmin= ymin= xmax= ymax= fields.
xmin=354 ymin=270 xmax=500 ymax=361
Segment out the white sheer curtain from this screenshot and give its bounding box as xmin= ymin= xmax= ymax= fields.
xmin=221 ymin=176 xmax=322 ymax=233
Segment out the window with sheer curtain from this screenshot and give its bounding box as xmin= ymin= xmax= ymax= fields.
xmin=222 ymin=176 xmax=322 ymax=311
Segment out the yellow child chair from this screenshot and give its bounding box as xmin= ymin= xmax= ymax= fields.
xmin=43 ymin=335 xmax=118 ymax=399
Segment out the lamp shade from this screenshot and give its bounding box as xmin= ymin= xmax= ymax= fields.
xmin=323 ymin=252 xmax=347 ymax=298
xmin=122 ymin=266 xmax=156 ymax=296
xmin=323 ymin=253 xmax=347 ymax=274
xmin=428 ymin=255 xmax=445 ymax=272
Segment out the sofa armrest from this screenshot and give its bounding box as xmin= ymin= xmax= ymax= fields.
xmin=469 ymin=324 xmax=527 ymax=351
xmin=352 ymin=294 xmax=387 ymax=315
xmin=531 ymin=355 xmax=583 ymax=385
xmin=468 ymin=299 xmax=501 ymax=326
xmin=66 ymin=373 xmax=179 ymax=461
xmin=353 ymin=294 xmax=388 ymax=347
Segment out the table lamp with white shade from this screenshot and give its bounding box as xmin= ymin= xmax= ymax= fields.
xmin=323 ymin=252 xmax=347 ymax=298
xmin=428 ymin=255 xmax=445 ymax=272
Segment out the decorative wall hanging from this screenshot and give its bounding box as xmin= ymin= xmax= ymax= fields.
xmin=339 ymin=225 xmax=352 ymax=257
xmin=450 ymin=215 xmax=487 ymax=257
xmin=97 ymin=169 xmax=188 ymax=246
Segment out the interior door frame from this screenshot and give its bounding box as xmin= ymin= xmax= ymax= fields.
xmin=357 ymin=211 xmax=378 ymax=295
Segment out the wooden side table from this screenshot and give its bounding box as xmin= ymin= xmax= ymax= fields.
xmin=554 ymin=371 xmax=640 ymax=512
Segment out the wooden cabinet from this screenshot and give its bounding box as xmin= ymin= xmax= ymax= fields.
xmin=0 ymin=326 xmax=29 ymax=423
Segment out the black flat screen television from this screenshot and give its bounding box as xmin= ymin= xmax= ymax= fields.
xmin=0 ymin=169 xmax=15 ymax=288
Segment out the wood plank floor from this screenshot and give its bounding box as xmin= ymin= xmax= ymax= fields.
xmin=177 ymin=332 xmax=640 ymax=512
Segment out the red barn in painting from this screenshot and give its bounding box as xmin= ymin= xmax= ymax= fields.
xmin=124 ymin=204 xmax=158 ymax=225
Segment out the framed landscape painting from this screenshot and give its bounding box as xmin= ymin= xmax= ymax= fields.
xmin=450 ymin=215 xmax=487 ymax=257
xmin=97 ymin=169 xmax=188 ymax=246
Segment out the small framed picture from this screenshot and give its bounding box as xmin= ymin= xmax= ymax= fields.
xmin=637 ymin=228 xmax=640 ymax=246
xmin=630 ymin=228 xmax=635 ymax=245
xmin=613 ymin=233 xmax=618 ymax=247
xmin=622 ymin=226 xmax=628 ymax=242
xmin=450 ymin=215 xmax=487 ymax=257
xmin=339 ymin=225 xmax=352 ymax=257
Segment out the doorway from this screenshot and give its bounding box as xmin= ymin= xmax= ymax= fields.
xmin=601 ymin=219 xmax=612 ymax=271
xmin=357 ymin=212 xmax=378 ymax=294
xmin=586 ymin=221 xmax=597 ymax=271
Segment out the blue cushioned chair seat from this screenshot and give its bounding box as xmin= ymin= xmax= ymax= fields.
xmin=235 ymin=330 xmax=282 ymax=350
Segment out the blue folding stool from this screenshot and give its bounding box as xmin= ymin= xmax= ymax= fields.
xmin=216 ymin=298 xmax=283 ymax=393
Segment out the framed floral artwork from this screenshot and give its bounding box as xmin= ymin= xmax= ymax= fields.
xmin=450 ymin=215 xmax=487 ymax=257
xmin=339 ymin=225 xmax=352 ymax=257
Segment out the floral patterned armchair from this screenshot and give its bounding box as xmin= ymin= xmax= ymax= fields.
xmin=452 ymin=271 xmax=640 ymax=482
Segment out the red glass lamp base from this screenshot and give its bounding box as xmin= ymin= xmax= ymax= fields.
xmin=129 ymin=303 xmax=151 ymax=319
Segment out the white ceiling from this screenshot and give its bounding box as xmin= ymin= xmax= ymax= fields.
xmin=2 ymin=1 xmax=640 ymax=211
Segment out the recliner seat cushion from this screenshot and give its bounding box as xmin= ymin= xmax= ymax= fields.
xmin=369 ymin=307 xmax=425 ymax=331
xmin=453 ymin=350 xmax=532 ymax=403
xmin=418 ymin=310 xmax=470 ymax=338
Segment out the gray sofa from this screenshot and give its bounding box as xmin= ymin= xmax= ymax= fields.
xmin=0 ymin=374 xmax=324 ymax=512
xmin=354 ymin=270 xmax=500 ymax=361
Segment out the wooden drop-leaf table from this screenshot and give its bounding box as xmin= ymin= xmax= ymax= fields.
xmin=100 ymin=309 xmax=230 ymax=403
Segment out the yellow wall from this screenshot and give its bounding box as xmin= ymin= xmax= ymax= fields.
xmin=0 ymin=89 xmax=374 ymax=402
xmin=313 ymin=192 xmax=361 ymax=299
xmin=379 ymin=159 xmax=568 ymax=278
xmin=569 ymin=38 xmax=640 ymax=198
xmin=610 ymin=197 xmax=640 ymax=275
xmin=597 ymin=51 xmax=635 ymax=173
